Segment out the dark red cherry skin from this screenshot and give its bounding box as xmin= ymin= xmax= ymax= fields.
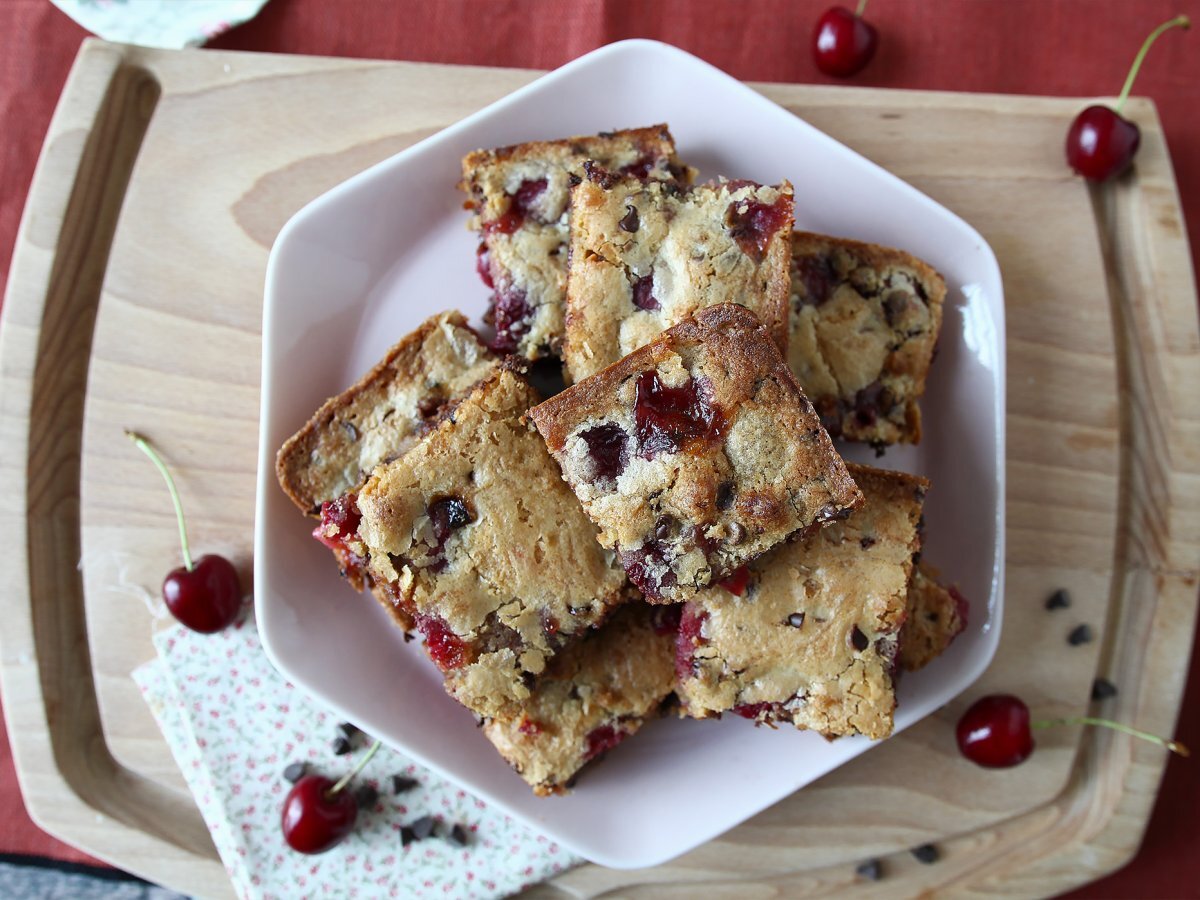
xmin=162 ymin=554 xmax=242 ymax=633
xmin=813 ymin=7 xmax=878 ymax=78
xmin=1065 ymin=105 xmax=1141 ymax=181
xmin=956 ymin=694 xmax=1035 ymax=768
xmin=281 ymin=774 xmax=358 ymax=854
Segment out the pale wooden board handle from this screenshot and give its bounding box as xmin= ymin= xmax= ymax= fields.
xmin=0 ymin=40 xmax=230 ymax=893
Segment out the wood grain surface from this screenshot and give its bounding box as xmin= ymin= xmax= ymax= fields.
xmin=0 ymin=39 xmax=1196 ymax=898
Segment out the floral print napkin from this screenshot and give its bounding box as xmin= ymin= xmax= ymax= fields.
xmin=50 ymin=0 xmax=271 ymax=48
xmin=133 ymin=605 xmax=579 ymax=899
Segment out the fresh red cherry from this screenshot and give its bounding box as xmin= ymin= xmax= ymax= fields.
xmin=956 ymin=694 xmax=1033 ymax=768
xmin=957 ymin=693 xmax=1188 ymax=769
xmin=1066 ymin=15 xmax=1189 ymax=181
xmin=162 ymin=554 xmax=241 ymax=634
xmin=813 ymin=1 xmax=878 ymax=78
xmin=127 ymin=431 xmax=242 ymax=633
xmin=281 ymin=738 xmax=381 ymax=854
xmin=281 ymin=775 xmax=358 ymax=854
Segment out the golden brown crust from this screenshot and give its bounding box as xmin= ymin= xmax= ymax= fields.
xmin=788 ymin=232 xmax=946 ymax=446
xmin=562 ymin=175 xmax=793 ymax=383
xmin=275 ymin=311 xmax=497 ymax=515
xmin=530 ymin=304 xmax=862 ymax=603
xmin=676 ymin=463 xmax=928 ymax=740
xmin=898 ymin=562 xmax=968 ymax=671
xmin=354 ymin=368 xmax=630 ymax=721
xmin=459 ymin=126 xmax=694 ymax=360
xmin=482 ymin=603 xmax=676 ymax=796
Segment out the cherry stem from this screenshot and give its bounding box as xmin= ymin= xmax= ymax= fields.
xmin=1114 ymin=14 xmax=1190 ymax=114
xmin=328 ymin=738 xmax=382 ymax=797
xmin=855 ymin=0 xmax=869 ymax=17
xmin=126 ymin=430 xmax=193 ymax=572
xmin=1032 ymin=715 xmax=1190 ymax=757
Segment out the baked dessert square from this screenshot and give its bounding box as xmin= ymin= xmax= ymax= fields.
xmin=482 ymin=602 xmax=677 ymax=796
xmin=460 ymin=125 xmax=692 ymax=360
xmin=530 ymin=303 xmax=862 ymax=604
xmin=675 ymin=463 xmax=928 ymax=740
xmin=898 ymin=563 xmax=968 ymax=672
xmin=788 ymin=232 xmax=946 ymax=447
xmin=276 ymin=311 xmax=498 ymax=589
xmin=562 ymin=169 xmax=794 ymax=382
xmin=354 ymin=366 xmax=630 ymax=721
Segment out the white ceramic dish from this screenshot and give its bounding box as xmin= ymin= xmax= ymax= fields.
xmin=256 ymin=39 xmax=1005 ymax=869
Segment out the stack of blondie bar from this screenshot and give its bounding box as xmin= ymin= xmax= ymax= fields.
xmin=276 ymin=125 xmax=966 ymax=796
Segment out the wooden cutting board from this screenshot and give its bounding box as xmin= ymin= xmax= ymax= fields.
xmin=1 ymin=38 xmax=1197 ymax=898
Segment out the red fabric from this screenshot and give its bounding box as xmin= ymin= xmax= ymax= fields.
xmin=1 ymin=0 xmax=1198 ymax=893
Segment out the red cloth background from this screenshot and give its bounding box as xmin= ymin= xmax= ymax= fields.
xmin=1 ymin=0 xmax=1197 ymax=896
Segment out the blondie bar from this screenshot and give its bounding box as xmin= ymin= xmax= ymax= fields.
xmin=563 ymin=169 xmax=793 ymax=382
xmin=277 ymin=311 xmax=498 ymax=589
xmin=354 ymin=366 xmax=630 ymax=720
xmin=789 ymin=232 xmax=945 ymax=447
xmin=675 ymin=464 xmax=927 ymax=739
xmin=898 ymin=563 xmax=968 ymax=672
xmin=530 ymin=304 xmax=862 ymax=604
xmin=482 ymin=603 xmax=677 ymax=796
xmin=460 ymin=125 xmax=691 ymax=359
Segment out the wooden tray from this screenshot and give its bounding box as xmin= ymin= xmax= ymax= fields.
xmin=1 ymin=39 xmax=1197 ymax=898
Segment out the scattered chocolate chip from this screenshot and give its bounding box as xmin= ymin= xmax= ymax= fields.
xmin=354 ymin=784 xmax=379 ymax=809
xmin=619 ymin=205 xmax=640 ymax=232
xmin=860 ymin=536 xmax=876 ymax=550
xmin=282 ymin=762 xmax=306 ymax=784
xmin=911 ymin=843 xmax=939 ymax=864
xmin=447 ymin=824 xmax=470 ymax=847
xmin=391 ymin=775 xmax=419 ymax=794
xmin=850 ymin=626 xmax=869 ymax=652
xmin=727 ymin=522 xmax=746 ymax=544
xmin=1045 ymin=588 xmax=1071 ymax=610
xmin=787 ymin=612 xmax=806 ymax=628
xmin=417 ymin=396 xmax=442 ymax=419
xmin=410 ymin=815 xmax=436 ymax=841
xmin=1068 ymin=624 xmax=1093 ymax=646
xmin=1091 ymin=678 xmax=1118 ymax=701
xmin=337 ymin=722 xmax=360 ymax=741
xmin=342 ymin=421 xmax=359 ymax=441
xmin=400 ymin=825 xmax=417 ymax=847
xmin=332 ymin=736 xmax=353 ymax=756
xmin=855 ymin=858 xmax=883 ymax=881
xmin=654 ymin=516 xmax=674 ymax=540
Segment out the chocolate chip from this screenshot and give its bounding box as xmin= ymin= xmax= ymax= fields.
xmin=727 ymin=522 xmax=746 ymax=544
xmin=787 ymin=612 xmax=805 ymax=628
xmin=1068 ymin=624 xmax=1093 ymax=646
xmin=911 ymin=843 xmax=939 ymax=864
xmin=447 ymin=824 xmax=470 ymax=847
xmin=337 ymin=722 xmax=360 ymax=741
xmin=855 ymin=858 xmax=883 ymax=880
xmin=332 ymin=736 xmax=353 ymax=755
xmin=342 ymin=421 xmax=359 ymax=441
xmin=355 ymin=784 xmax=379 ymax=809
xmin=654 ymin=516 xmax=674 ymax=540
xmin=860 ymin=536 xmax=876 ymax=550
xmin=410 ymin=815 xmax=436 ymax=840
xmin=619 ymin=205 xmax=640 ymax=232
xmin=1091 ymin=678 xmax=1118 ymax=700
xmin=1045 ymin=588 xmax=1071 ymax=610
xmin=283 ymin=762 xmax=306 ymax=784
xmin=391 ymin=775 xmax=419 ymax=794
xmin=400 ymin=825 xmax=417 ymax=847
xmin=716 ymin=481 xmax=736 ymax=511
xmin=417 ymin=396 xmax=442 ymax=419
xmin=850 ymin=626 xmax=869 ymax=652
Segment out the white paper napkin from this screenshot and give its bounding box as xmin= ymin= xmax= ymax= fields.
xmin=134 ymin=605 xmax=580 ymax=899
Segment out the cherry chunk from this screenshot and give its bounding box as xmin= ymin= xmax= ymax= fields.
xmin=726 ymin=195 xmax=791 ymax=261
xmin=580 ymin=423 xmax=629 ymax=483
xmin=634 ymin=370 xmax=722 ymax=459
